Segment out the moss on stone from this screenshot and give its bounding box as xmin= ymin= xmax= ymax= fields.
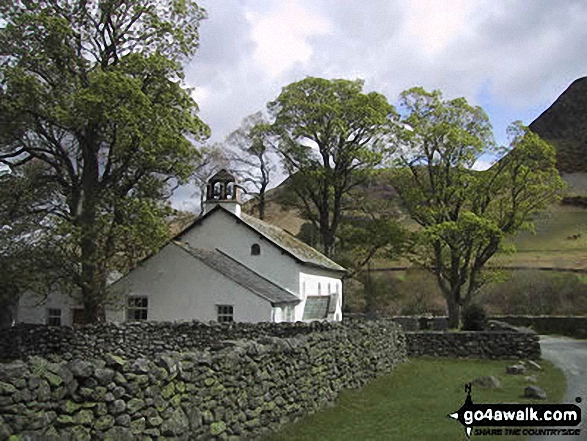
xmin=210 ymin=421 xmax=226 ymax=435
xmin=73 ymin=409 xmax=93 ymax=426
xmin=43 ymin=372 xmax=62 ymax=387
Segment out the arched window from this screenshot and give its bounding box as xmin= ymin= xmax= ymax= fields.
xmin=251 ymin=244 xmax=261 ymax=256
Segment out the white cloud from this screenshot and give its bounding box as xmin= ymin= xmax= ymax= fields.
xmin=246 ymin=0 xmax=331 ymax=78
xmin=402 ymin=0 xmax=476 ymax=56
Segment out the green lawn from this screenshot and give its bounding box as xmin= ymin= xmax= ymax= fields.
xmin=262 ymin=359 xmax=566 ymax=441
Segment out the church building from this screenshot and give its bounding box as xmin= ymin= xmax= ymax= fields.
xmin=16 ymin=170 xmax=346 ymax=325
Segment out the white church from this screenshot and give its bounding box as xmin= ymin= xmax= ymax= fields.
xmin=16 ymin=170 xmax=346 ymax=326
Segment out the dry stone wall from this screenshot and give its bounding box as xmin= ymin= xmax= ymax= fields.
xmin=0 ymin=321 xmax=406 ymax=440
xmin=491 ymin=315 xmax=587 ymax=338
xmin=405 ymin=330 xmax=541 ymax=359
xmin=0 ymin=321 xmax=352 ymax=362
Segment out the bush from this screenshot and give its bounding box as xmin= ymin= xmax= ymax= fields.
xmin=478 ymin=270 xmax=587 ymax=315
xmin=462 ymin=304 xmax=487 ymax=331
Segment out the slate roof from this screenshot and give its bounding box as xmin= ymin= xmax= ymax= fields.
xmin=184 ymin=206 xmax=345 ymax=273
xmin=237 ymin=212 xmax=345 ymax=273
xmin=173 ymin=241 xmax=300 ymax=305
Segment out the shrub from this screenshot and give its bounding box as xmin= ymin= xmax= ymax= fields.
xmin=478 ymin=270 xmax=587 ymax=315
xmin=462 ymin=304 xmax=487 ymax=331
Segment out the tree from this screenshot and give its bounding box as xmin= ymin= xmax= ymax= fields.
xmin=0 ymin=0 xmax=210 ymax=322
xmin=393 ymin=87 xmax=565 ymax=328
xmin=225 ymin=112 xmax=280 ymax=220
xmin=0 ymin=163 xmax=73 ymax=327
xmin=337 ymin=196 xmax=410 ymax=318
xmin=269 ymin=77 xmax=397 ymax=257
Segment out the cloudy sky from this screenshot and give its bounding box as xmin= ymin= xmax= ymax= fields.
xmin=173 ymin=0 xmax=587 ymax=210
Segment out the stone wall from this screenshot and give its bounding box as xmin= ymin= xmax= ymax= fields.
xmin=389 ymin=316 xmax=448 ymax=331
xmin=389 ymin=315 xmax=587 ymax=338
xmin=0 ymin=321 xmax=355 ymax=362
xmin=405 ymin=330 xmax=541 ymax=359
xmin=0 ymin=321 xmax=406 ymax=440
xmin=492 ymin=315 xmax=587 ymax=338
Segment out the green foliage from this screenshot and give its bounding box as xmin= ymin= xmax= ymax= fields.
xmin=461 ymin=304 xmax=487 ymax=331
xmin=0 ymin=0 xmax=209 ymax=321
xmin=393 ymin=87 xmax=565 ymax=327
xmin=336 ymin=190 xmax=411 ymax=278
xmin=0 ymin=164 xmax=72 ymax=325
xmin=343 ymin=270 xmax=445 ymax=317
xmin=269 ymin=77 xmax=397 ymax=257
xmin=479 ymin=270 xmax=587 ymax=315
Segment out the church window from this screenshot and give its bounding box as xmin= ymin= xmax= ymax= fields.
xmin=217 ymin=305 xmax=234 ymax=323
xmin=46 ymin=308 xmax=61 ymax=326
xmin=127 ymin=296 xmax=148 ymax=321
xmin=251 ymin=243 xmax=261 ymax=256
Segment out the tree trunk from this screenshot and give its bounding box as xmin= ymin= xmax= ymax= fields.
xmin=79 ymin=136 xmax=103 ymax=324
xmin=322 ymin=231 xmax=335 ymax=258
xmin=446 ymin=292 xmax=460 ymax=329
xmin=258 ymin=183 xmax=267 ymax=220
xmin=364 ymin=263 xmax=377 ymax=319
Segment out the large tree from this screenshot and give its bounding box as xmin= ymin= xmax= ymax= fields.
xmin=225 ymin=112 xmax=280 ymax=220
xmin=269 ymin=77 xmax=397 ymax=257
xmin=393 ymin=88 xmax=564 ymax=328
xmin=0 ymin=0 xmax=209 ymax=322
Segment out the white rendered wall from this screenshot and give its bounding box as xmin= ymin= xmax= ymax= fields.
xmin=182 ymin=209 xmax=300 ymax=295
xmin=297 ymin=268 xmax=343 ymax=322
xmin=110 ymin=243 xmax=273 ymax=323
xmin=17 ymin=291 xmax=81 ymax=326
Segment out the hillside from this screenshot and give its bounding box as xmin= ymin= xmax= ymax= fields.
xmin=529 ymin=77 xmax=587 ymax=175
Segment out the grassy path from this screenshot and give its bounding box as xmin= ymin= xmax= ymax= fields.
xmin=263 ymin=359 xmax=566 ymax=441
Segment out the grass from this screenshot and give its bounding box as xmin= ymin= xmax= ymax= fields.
xmin=262 ymin=358 xmax=566 ymax=441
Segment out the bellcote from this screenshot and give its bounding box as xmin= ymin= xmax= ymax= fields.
xmin=204 ymin=169 xmax=242 ymax=217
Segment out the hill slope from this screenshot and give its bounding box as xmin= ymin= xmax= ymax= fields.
xmin=529 ymin=77 xmax=587 ymax=174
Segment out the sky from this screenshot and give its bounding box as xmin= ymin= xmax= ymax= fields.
xmin=172 ymin=0 xmax=587 ymax=211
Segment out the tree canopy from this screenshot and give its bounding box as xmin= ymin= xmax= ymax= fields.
xmin=225 ymin=112 xmax=280 ymax=220
xmin=0 ymin=0 xmax=209 ymax=322
xmin=269 ymin=77 xmax=397 ymax=257
xmin=393 ymin=88 xmax=565 ymax=327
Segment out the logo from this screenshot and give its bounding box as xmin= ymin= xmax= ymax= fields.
xmin=448 ymin=383 xmax=582 ymax=438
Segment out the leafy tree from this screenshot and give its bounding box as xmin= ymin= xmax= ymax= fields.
xmin=225 ymin=112 xmax=280 ymax=220
xmin=336 ymin=183 xmax=410 ymax=317
xmin=0 ymin=0 xmax=209 ymax=322
xmin=0 ymin=163 xmax=73 ymax=327
xmin=269 ymin=77 xmax=397 ymax=257
xmin=393 ymin=88 xmax=564 ymax=328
